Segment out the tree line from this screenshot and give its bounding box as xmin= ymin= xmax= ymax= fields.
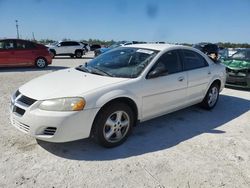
xmin=37 ymin=39 xmax=250 ymax=48
xmin=37 ymin=38 xmax=115 ymax=46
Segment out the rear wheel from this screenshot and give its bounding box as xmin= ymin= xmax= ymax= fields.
xmin=35 ymin=57 xmax=47 ymax=68
xmin=75 ymin=50 xmax=82 ymax=58
xmin=201 ymin=83 xmax=219 ymax=110
xmin=92 ymin=103 xmax=134 ymax=148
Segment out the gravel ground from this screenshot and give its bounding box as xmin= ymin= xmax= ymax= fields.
xmin=0 ymin=53 xmax=250 ymax=188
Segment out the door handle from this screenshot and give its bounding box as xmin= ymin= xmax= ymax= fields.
xmin=178 ymin=76 xmax=184 ymax=82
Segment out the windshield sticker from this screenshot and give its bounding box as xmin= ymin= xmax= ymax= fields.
xmin=136 ymin=49 xmax=154 ymax=54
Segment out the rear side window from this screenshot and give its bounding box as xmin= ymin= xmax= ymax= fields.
xmin=154 ymin=50 xmax=182 ymax=74
xmin=182 ymin=50 xmax=208 ymax=70
xmin=70 ymin=42 xmax=80 ymax=46
xmin=16 ymin=41 xmax=35 ymax=49
xmin=61 ymin=42 xmax=80 ymax=46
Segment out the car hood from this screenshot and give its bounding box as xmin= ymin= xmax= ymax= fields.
xmin=222 ymin=59 xmax=250 ymax=69
xmin=19 ymin=68 xmax=129 ymax=100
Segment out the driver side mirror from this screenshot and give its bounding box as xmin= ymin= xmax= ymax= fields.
xmin=147 ymin=64 xmax=168 ymax=79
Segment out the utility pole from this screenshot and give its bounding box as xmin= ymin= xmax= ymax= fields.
xmin=32 ymin=32 xmax=35 ymax=41
xmin=15 ymin=20 xmax=19 ymax=39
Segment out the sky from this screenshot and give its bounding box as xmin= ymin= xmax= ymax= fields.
xmin=0 ymin=0 xmax=250 ymax=44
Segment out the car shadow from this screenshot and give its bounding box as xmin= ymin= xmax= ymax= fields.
xmin=37 ymin=94 xmax=250 ymax=161
xmin=0 ymin=66 xmax=68 ymax=73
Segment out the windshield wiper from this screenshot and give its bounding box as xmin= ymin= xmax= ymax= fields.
xmin=75 ymin=65 xmax=90 ymax=73
xmin=89 ymin=66 xmax=114 ymax=77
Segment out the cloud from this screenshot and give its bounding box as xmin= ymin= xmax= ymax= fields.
xmin=146 ymin=3 xmax=158 ymax=19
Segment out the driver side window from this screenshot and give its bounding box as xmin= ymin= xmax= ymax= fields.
xmin=149 ymin=50 xmax=182 ymax=77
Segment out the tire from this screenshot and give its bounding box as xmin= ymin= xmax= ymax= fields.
xmin=75 ymin=50 xmax=82 ymax=58
xmin=35 ymin=57 xmax=47 ymax=68
xmin=201 ymin=83 xmax=219 ymax=110
xmin=92 ymin=103 xmax=134 ymax=148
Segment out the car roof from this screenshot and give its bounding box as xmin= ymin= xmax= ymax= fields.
xmin=0 ymin=38 xmax=31 ymax=42
xmin=123 ymin=43 xmax=182 ymax=51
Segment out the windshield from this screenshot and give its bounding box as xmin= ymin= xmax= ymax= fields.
xmin=108 ymin=43 xmax=121 ymax=49
xmin=231 ymin=50 xmax=250 ymax=60
xmin=82 ymin=47 xmax=158 ymax=78
xmin=51 ymin=42 xmax=58 ymax=46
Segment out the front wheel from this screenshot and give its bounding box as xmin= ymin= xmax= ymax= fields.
xmin=201 ymin=83 xmax=219 ymax=110
xmin=35 ymin=57 xmax=47 ymax=68
xmin=92 ymin=103 xmax=134 ymax=148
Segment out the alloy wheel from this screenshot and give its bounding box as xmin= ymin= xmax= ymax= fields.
xmin=207 ymin=86 xmax=218 ymax=107
xmin=103 ymin=110 xmax=130 ymax=143
xmin=36 ymin=58 xmax=46 ymax=68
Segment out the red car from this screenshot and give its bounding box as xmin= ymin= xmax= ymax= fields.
xmin=0 ymin=39 xmax=52 ymax=68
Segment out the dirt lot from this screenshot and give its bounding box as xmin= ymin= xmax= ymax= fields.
xmin=0 ymin=53 xmax=250 ymax=188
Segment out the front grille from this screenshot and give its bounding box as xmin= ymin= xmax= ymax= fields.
xmin=12 ymin=118 xmax=30 ymax=133
xmin=226 ymin=68 xmax=249 ymax=77
xmin=18 ymin=95 xmax=37 ymax=106
xmin=226 ymin=81 xmax=247 ymax=86
xmin=13 ymin=106 xmax=25 ymax=116
xmin=43 ymin=127 xmax=57 ymax=136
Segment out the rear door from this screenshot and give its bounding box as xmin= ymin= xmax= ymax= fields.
xmin=70 ymin=41 xmax=81 ymax=53
xmin=12 ymin=40 xmax=36 ymax=66
xmin=56 ymin=42 xmax=68 ymax=54
xmin=181 ymin=49 xmax=211 ymax=104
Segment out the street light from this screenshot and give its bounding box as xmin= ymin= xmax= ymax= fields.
xmin=15 ymin=20 xmax=19 ymax=39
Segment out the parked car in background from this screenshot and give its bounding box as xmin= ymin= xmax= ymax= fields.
xmin=80 ymin=42 xmax=91 ymax=52
xmin=94 ymin=41 xmax=145 ymax=57
xmin=10 ymin=44 xmax=226 ymax=147
xmin=48 ymin=41 xmax=86 ymax=58
xmin=90 ymin=44 xmax=101 ymax=51
xmin=94 ymin=43 xmax=123 ymax=57
xmin=221 ymin=48 xmax=250 ymax=89
xmin=0 ymin=39 xmax=52 ymax=68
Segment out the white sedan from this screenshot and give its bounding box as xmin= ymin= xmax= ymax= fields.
xmin=10 ymin=44 xmax=226 ymax=147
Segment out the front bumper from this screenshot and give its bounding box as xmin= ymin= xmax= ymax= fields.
xmin=10 ymin=93 xmax=100 ymax=142
xmin=225 ymin=74 xmax=250 ymax=89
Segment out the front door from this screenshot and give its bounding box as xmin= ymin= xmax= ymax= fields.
xmin=141 ymin=50 xmax=188 ymax=120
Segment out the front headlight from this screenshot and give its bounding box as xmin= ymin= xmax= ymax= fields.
xmin=39 ymin=97 xmax=85 ymax=111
